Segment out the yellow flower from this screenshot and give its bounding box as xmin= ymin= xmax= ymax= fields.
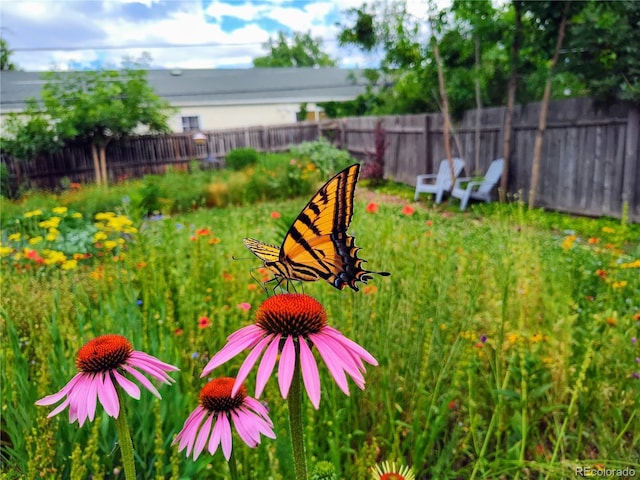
xmin=601 ymin=226 xmax=615 ymax=234
xmin=52 ymin=207 xmax=68 ymax=215
xmin=38 ymin=217 xmax=62 ymax=229
xmin=42 ymin=249 xmax=66 ymax=265
xmin=24 ymin=209 xmax=42 ymax=218
xmin=620 ymin=259 xmax=640 ymax=269
xmin=562 ymin=234 xmax=577 ymax=250
xmin=530 ymin=333 xmax=545 ymax=343
xmin=93 ymin=232 xmax=108 ymax=242
xmin=612 ymin=281 xmax=627 ymax=289
xmin=71 ymin=212 xmax=83 ymax=219
xmin=0 ymin=245 xmax=13 ymax=257
xmin=28 ymin=236 xmax=43 ymax=245
xmin=61 ymin=259 xmax=78 ymax=270
xmin=104 ymin=240 xmax=117 ymax=250
xmin=507 ymin=333 xmax=519 ymax=344
xmin=94 ymin=212 xmax=116 ymax=220
xmin=46 ymin=233 xmax=58 ymax=242
xmin=8 ymin=233 xmax=21 ymax=242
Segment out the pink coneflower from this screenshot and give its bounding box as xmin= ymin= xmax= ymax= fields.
xmin=201 ymin=293 xmax=377 ymax=409
xmin=173 ymin=377 xmax=275 ymax=460
xmin=35 ymin=334 xmax=178 ymax=426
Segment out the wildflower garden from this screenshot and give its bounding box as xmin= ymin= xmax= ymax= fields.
xmin=1 ymin=148 xmax=639 ymax=479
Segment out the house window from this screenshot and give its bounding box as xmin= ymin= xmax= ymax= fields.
xmin=182 ymin=116 xmax=200 ymax=132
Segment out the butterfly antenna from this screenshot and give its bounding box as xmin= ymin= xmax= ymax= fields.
xmin=249 ymin=268 xmax=269 ymax=295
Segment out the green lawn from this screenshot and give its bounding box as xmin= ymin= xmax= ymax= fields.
xmin=1 ymin=179 xmax=639 ymax=479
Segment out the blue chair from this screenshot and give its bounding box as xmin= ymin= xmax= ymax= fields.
xmin=451 ymin=158 xmax=504 ymax=210
xmin=414 ymin=158 xmax=465 ymax=203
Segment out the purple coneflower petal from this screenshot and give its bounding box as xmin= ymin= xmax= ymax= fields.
xmin=175 ymin=406 xmax=207 ymax=455
xmin=244 ymin=397 xmax=272 ymax=425
xmin=129 ymin=350 xmax=179 ymax=373
xmin=231 ymin=410 xmax=259 ymax=447
xmin=309 ymin=333 xmax=351 ymax=395
xmin=255 ymin=333 xmax=281 ymax=398
xmin=122 ymin=364 xmax=161 ymax=398
xmin=193 ymin=413 xmax=214 ymax=459
xmin=208 ymin=412 xmax=223 ymax=456
xmin=85 ymin=374 xmax=98 ymax=423
xmin=69 ymin=375 xmax=90 ymax=426
xmin=128 ymin=353 xmax=176 ymax=383
xmin=113 ymin=370 xmax=141 ymax=400
xmin=233 ymin=334 xmax=274 ymax=397
xmin=202 ymin=326 xmax=264 ymax=377
xmin=48 ymin=396 xmax=72 ymax=419
xmin=312 ymin=332 xmax=366 ymax=388
xmin=35 ymin=373 xmax=83 ymax=406
xmin=219 ymin=413 xmax=233 ymax=460
xmin=298 ymin=338 xmax=321 ymax=409
xmin=324 ymin=326 xmax=378 ymax=366
xmin=239 ymin=405 xmax=276 ymax=438
xmin=278 ymin=336 xmax=296 ymax=399
xmin=97 ymin=371 xmax=120 ymax=418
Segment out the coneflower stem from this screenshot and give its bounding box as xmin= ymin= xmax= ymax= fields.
xmin=228 ymin=448 xmax=239 ymax=480
xmin=288 ymin=359 xmax=307 ymax=480
xmin=114 ymin=387 xmax=136 ymax=480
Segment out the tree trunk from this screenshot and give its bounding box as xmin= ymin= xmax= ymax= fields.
xmin=430 ymin=18 xmax=455 ymax=183
xmin=474 ymin=36 xmax=482 ymax=175
xmin=91 ymin=143 xmax=102 ymax=185
xmin=97 ymin=137 xmax=112 ymax=187
xmin=528 ymin=2 xmax=570 ymax=208
xmin=500 ymin=1 xmax=522 ymax=202
xmin=99 ymin=144 xmax=108 ymax=186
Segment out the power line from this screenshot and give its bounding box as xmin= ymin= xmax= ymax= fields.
xmin=12 ymin=38 xmax=342 ymax=53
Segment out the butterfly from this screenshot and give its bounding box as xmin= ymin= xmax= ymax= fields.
xmin=243 ymin=163 xmax=390 ymax=292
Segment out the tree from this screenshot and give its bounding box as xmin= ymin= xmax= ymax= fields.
xmin=1 ymin=59 xmax=173 ymax=185
xmin=253 ymin=31 xmax=337 ymax=68
xmin=1 ymin=37 xmax=18 ymax=71
xmin=566 ymin=0 xmax=640 ymax=105
xmin=523 ymin=1 xmax=583 ymax=208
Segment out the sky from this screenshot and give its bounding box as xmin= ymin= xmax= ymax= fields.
xmin=0 ymin=0 xmax=434 ymax=72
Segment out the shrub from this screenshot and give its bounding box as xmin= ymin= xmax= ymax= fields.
xmin=289 ymin=138 xmax=354 ymax=177
xmin=225 ymin=148 xmax=259 ymax=171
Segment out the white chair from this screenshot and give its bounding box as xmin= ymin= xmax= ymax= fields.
xmin=451 ymin=158 xmax=504 ymax=210
xmin=414 ymin=158 xmax=465 ymax=203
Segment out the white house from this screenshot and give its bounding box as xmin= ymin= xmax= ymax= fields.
xmin=0 ymin=68 xmax=367 ymax=133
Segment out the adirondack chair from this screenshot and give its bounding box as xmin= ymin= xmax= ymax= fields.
xmin=414 ymin=158 xmax=465 ymax=203
xmin=451 ymin=158 xmax=504 ymax=211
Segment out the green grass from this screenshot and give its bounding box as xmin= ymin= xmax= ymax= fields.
xmin=1 ymin=180 xmax=639 ymax=479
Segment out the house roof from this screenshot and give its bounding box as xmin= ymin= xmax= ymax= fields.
xmin=0 ymin=68 xmax=368 ymax=111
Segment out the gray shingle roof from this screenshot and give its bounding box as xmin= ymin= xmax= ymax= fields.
xmin=0 ymin=68 xmax=367 ymax=111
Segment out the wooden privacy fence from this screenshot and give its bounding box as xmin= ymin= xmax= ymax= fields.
xmin=2 ymin=97 xmax=638 ymax=221
xmin=324 ymin=97 xmax=639 ymax=222
xmin=1 ymin=122 xmax=322 ymax=186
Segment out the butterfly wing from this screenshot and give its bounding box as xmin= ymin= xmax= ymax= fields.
xmin=243 ymin=163 xmax=390 ymax=291
xmin=242 ymin=238 xmax=280 ymax=264
xmin=279 ymin=163 xmax=389 ymax=291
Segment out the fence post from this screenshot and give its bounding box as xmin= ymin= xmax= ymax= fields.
xmin=423 ymin=114 xmax=431 ymax=172
xmin=340 ymin=119 xmax=346 ymax=150
xmin=261 ymin=126 xmax=270 ymax=152
xmin=622 ymin=106 xmax=639 ymax=217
